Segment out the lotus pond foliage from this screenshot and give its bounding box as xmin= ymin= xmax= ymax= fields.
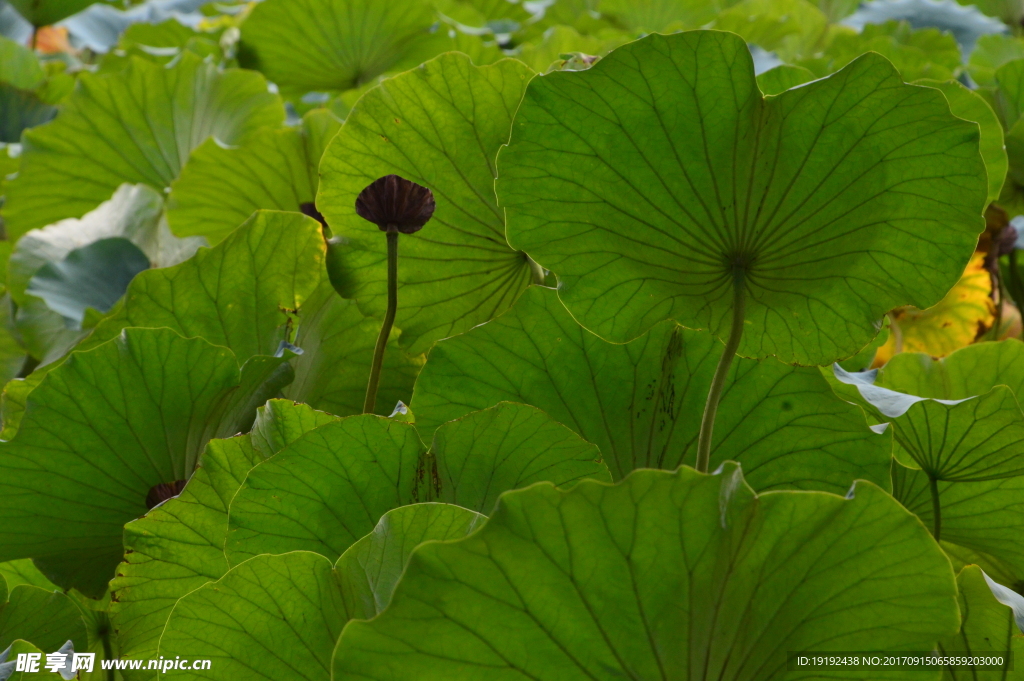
xmin=1 ymin=0 xmax=1024 ymax=679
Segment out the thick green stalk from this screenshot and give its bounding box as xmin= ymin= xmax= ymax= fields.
xmin=363 ymin=226 xmax=399 ymax=414
xmin=929 ymin=475 xmax=942 ymax=542
xmin=696 ymin=275 xmax=746 ymax=473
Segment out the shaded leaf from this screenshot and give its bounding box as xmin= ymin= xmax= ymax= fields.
xmin=0 ymin=585 xmax=87 ymax=653
xmin=424 ymin=402 xmax=611 ymax=513
xmin=111 ymin=402 xmax=334 ymax=672
xmin=0 ymin=328 xmax=265 ymax=596
xmin=167 ymin=110 xmax=342 ymax=244
xmin=413 ymin=286 xmax=892 ymax=488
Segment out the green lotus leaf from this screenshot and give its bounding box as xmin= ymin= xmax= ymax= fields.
xmin=833 ymin=364 xmax=1024 ymax=482
xmin=225 ymin=415 xmax=426 ymax=565
xmin=893 ymin=460 xmax=1024 ymax=585
xmin=26 ymin=238 xmax=150 ymax=328
xmin=497 ymin=31 xmax=986 ymax=364
xmin=0 ymin=640 xmax=44 ymax=681
xmin=424 ymin=401 xmax=611 ymax=512
xmin=281 ymin=280 xmax=424 ymax=418
xmin=98 ymin=20 xmax=222 ymax=74
xmin=159 ymin=552 xmax=346 ymax=681
xmin=969 ymin=34 xmax=1024 ymax=87
xmin=0 ymin=328 xmax=276 ymax=596
xmin=0 ymin=36 xmax=43 ymax=91
xmin=3 ymin=53 xmax=284 ymax=238
xmin=334 ymin=463 xmax=958 ymax=680
xmin=7 ymin=183 xmax=205 ymax=307
xmin=0 ymin=84 xmax=55 ymax=144
xmin=0 ymin=584 xmax=87 ymax=654
xmin=111 ymin=401 xmax=335 ymax=674
xmin=413 ymin=286 xmax=891 ymax=487
xmin=916 ymin=79 xmax=1006 ymax=205
xmin=597 ymin=0 xmax=722 ymax=31
xmin=333 ymin=503 xmax=485 ymax=620
xmin=435 ymin=0 xmax=532 ymax=30
xmin=167 ymin=110 xmax=342 ymax=244
xmin=801 ymin=21 xmax=963 ymax=82
xmin=755 ymin=64 xmax=815 ymax=96
xmin=227 ymin=401 xmax=609 ymax=563
xmin=513 ymin=25 xmax=631 ymax=73
xmin=6 ymin=0 xmax=112 ymax=27
xmin=875 ymin=341 xmax=1024 ymax=400
xmin=938 ymin=565 xmax=1024 ymax=680
xmin=250 ymin=398 xmax=340 ymax=459
xmin=713 ymin=0 xmax=828 ymax=58
xmin=79 ymin=211 xmax=324 ymax=364
xmin=318 ymin=53 xmax=537 ymax=354
xmin=158 ymin=504 xmax=483 ymax=681
xmin=239 ymin=0 xmax=445 ymax=94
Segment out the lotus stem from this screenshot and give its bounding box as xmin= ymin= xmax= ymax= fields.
xmin=696 ymin=273 xmax=746 ymax=473
xmin=364 ymin=226 xmax=399 ymax=414
xmin=929 ymin=475 xmax=942 ymax=542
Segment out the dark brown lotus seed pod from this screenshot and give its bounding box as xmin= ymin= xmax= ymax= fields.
xmin=146 ymin=479 xmax=188 ymax=510
xmin=355 ymin=175 xmax=435 ymax=234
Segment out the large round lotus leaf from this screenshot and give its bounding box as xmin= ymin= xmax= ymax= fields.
xmin=333 ymin=464 xmax=959 ymax=680
xmin=239 ymin=0 xmax=444 ymax=94
xmin=413 ymin=286 xmax=891 ymax=487
xmin=0 ymin=328 xmax=253 ymax=596
xmin=3 ymin=53 xmax=284 ymax=238
xmin=939 ymin=565 xmax=1024 ymax=679
xmin=225 ymin=416 xmax=427 ymax=565
xmin=281 ymin=280 xmax=424 ymax=418
xmin=79 ymin=211 xmax=325 ymax=364
xmin=319 ymin=53 xmax=536 ymax=354
xmin=167 ymin=110 xmax=341 ymax=244
xmin=111 ymin=402 xmax=335 ymax=672
xmin=157 ymin=504 xmax=484 ymax=681
xmin=6 ymin=0 xmax=112 ymax=26
xmin=0 ymin=584 xmax=87 ymax=654
xmin=893 ymin=460 xmax=1024 ymax=584
xmin=497 ymin=30 xmax=987 ymax=364
xmin=425 ymin=402 xmax=611 ymax=513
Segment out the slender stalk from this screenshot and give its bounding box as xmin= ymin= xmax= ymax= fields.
xmin=363 ymin=225 xmax=398 ymax=414
xmin=929 ymin=475 xmax=942 ymax=542
xmin=696 ymin=274 xmax=746 ymax=473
